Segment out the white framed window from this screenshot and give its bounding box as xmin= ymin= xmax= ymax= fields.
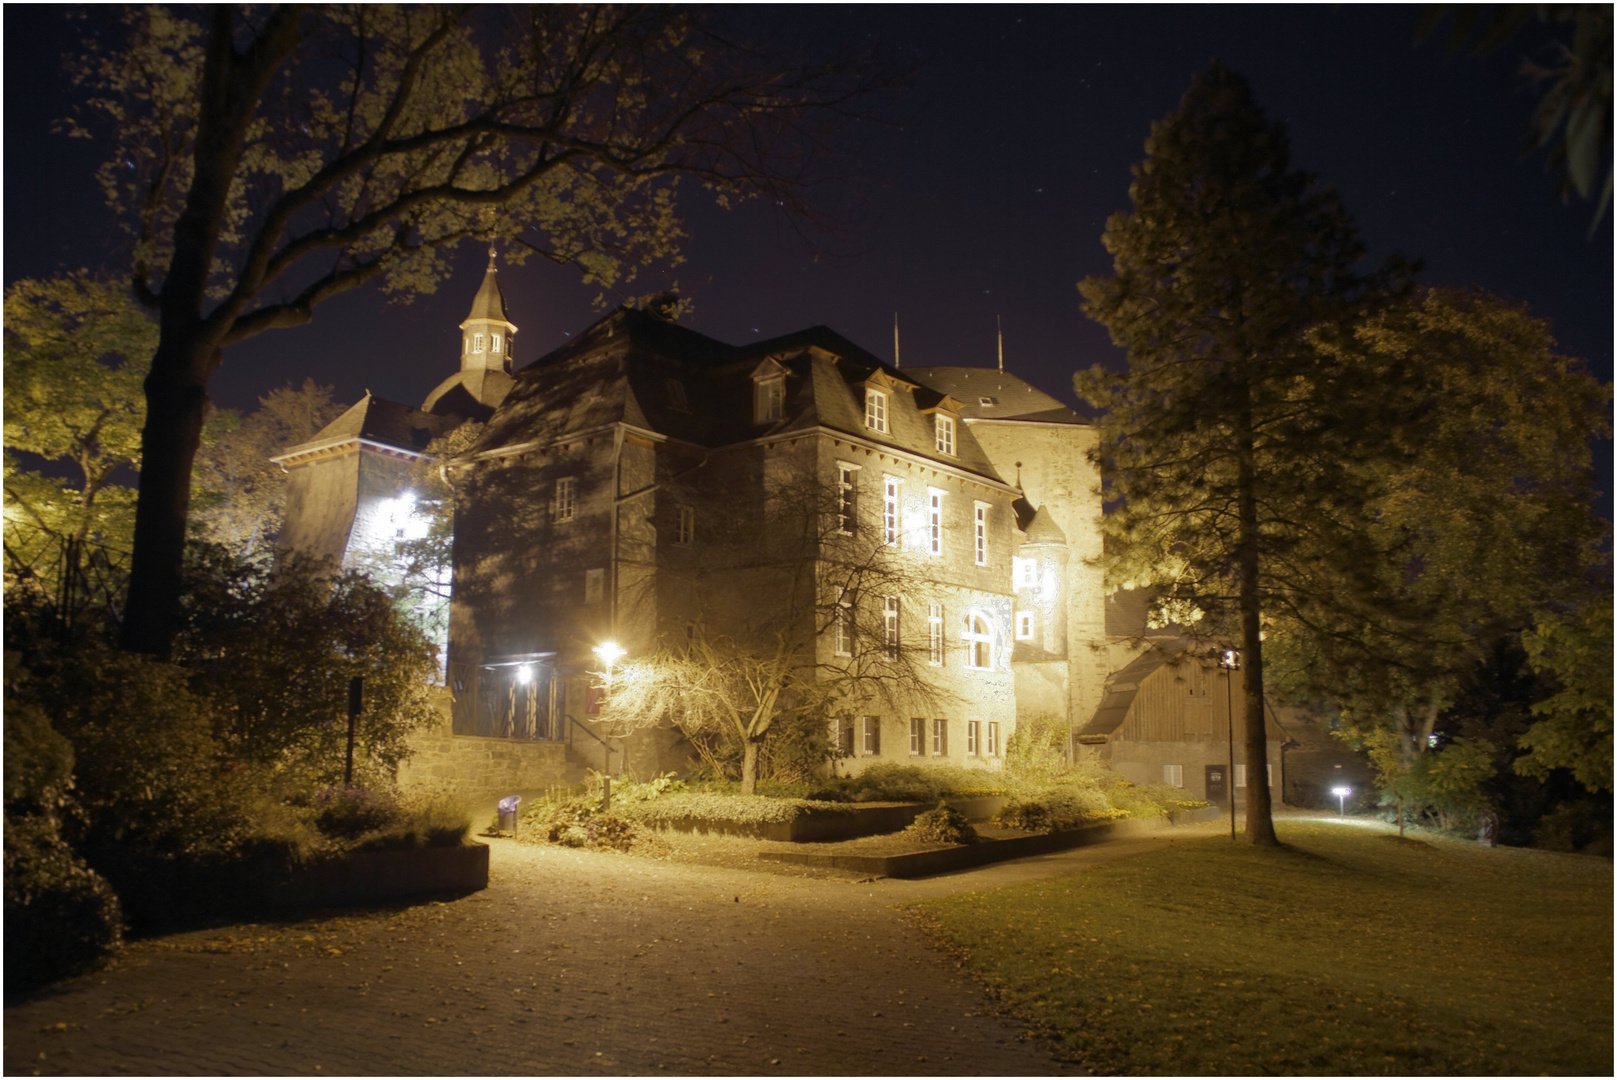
xmin=865 ymin=388 xmax=888 ymax=433
xmin=932 ymin=718 xmax=948 ymax=756
xmin=675 ymin=505 xmax=694 ymax=546
xmin=473 ymin=332 xmax=485 ymax=352
xmin=927 ymin=489 xmax=944 ymax=556
xmin=964 ymin=613 xmax=993 ymax=670
xmin=1015 ymin=611 xmax=1035 ymax=640
xmin=966 ymin=720 xmax=980 ymax=756
xmin=1163 ymin=764 xmax=1184 ymax=787
xmin=1013 ymin=556 xmax=1036 ymax=588
xmin=935 ymin=414 xmax=955 ymax=455
xmin=753 ymin=376 xmax=784 ymax=423
xmin=584 ymin=568 xmax=604 ymax=605
xmin=882 ymin=595 xmax=900 ymax=659
xmin=491 ymin=333 xmax=502 ymax=354
xmin=974 ymin=502 xmax=989 ymax=566
xmin=978 ymin=395 xmax=998 ymax=406
xmin=863 ymin=716 xmax=881 ymax=756
xmin=928 ymin=602 xmax=944 ymax=665
xmin=555 ymin=476 xmax=577 ymax=523
xmin=883 ymin=477 xmax=901 ymax=546
xmin=834 ymin=594 xmax=854 ymax=656
xmin=1233 ymin=764 xmax=1273 ymax=788
xmin=837 ymin=463 xmax=859 ymax=535
xmin=987 ymin=721 xmax=1001 ymax=757
xmin=910 ymin=718 xmax=925 ymax=755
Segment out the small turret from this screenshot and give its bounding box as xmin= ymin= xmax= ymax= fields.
xmin=459 ymin=245 xmax=518 ymax=375
xmin=1014 ymin=505 xmax=1069 ymax=661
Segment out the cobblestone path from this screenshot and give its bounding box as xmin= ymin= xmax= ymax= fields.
xmin=5 ymin=829 xmax=1204 ymax=1075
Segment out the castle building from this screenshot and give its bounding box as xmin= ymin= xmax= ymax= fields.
xmin=275 ymin=259 xmax=1282 ymax=803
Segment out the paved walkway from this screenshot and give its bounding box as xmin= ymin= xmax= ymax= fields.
xmin=4 ymin=823 xmax=1221 ymax=1076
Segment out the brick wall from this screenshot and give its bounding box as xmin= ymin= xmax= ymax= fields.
xmin=397 ymin=690 xmax=568 ymax=810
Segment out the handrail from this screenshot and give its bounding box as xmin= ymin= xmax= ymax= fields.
xmin=566 ymin=713 xmax=616 ymax=755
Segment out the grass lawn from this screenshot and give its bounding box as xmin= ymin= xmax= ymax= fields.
xmin=916 ymin=819 xmax=1612 ymax=1075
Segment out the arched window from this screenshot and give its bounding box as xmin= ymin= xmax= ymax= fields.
xmin=964 ymin=613 xmax=994 ymax=670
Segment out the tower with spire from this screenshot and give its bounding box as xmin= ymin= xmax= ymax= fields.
xmin=423 ymin=245 xmax=519 ymax=419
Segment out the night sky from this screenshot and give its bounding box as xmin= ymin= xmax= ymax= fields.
xmin=5 ymin=6 xmax=1612 ymax=504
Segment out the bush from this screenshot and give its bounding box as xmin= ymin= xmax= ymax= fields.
xmin=313 ymin=786 xmax=398 ymax=839
xmin=807 ymin=763 xmax=1005 ymax=804
xmin=904 ymin=802 xmax=978 ymax=845
xmin=520 ymin=795 xmax=640 ymax=852
xmin=3 ymin=691 xmax=123 ymax=994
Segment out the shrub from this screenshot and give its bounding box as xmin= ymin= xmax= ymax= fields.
xmin=807 ymin=763 xmax=1006 ymax=804
xmin=313 ymin=786 xmax=397 ymax=840
xmin=904 ymin=802 xmax=978 ymax=845
xmin=521 ymin=795 xmax=640 ymax=852
xmin=3 ymin=692 xmax=123 ymax=994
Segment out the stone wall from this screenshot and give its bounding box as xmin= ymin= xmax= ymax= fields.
xmin=397 ymin=691 xmax=568 ymax=811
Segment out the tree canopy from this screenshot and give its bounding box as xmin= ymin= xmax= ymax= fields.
xmin=65 ymin=5 xmax=885 ymax=655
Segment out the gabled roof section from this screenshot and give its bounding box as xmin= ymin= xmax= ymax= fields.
xmin=904 ymin=367 xmax=1084 ymax=424
xmin=1078 ymin=640 xmax=1191 ymax=739
xmin=272 ymin=394 xmax=455 ymax=462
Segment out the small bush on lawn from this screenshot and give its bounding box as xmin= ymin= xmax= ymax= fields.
xmin=807 ymin=762 xmax=1006 ymax=804
xmin=904 ymin=802 xmax=978 ymax=845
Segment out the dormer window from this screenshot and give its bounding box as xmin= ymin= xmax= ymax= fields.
xmin=978 ymin=395 xmax=998 ymax=406
xmin=754 ymin=376 xmax=784 ymax=423
xmin=935 ymin=414 xmax=955 ymax=455
xmin=865 ymin=388 xmax=888 ymax=433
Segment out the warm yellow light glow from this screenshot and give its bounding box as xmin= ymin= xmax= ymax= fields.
xmin=594 ymin=641 xmax=626 ymax=666
xmin=516 ymin=663 xmax=534 ymax=685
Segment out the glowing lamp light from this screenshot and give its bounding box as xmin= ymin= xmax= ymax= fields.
xmin=593 ymin=641 xmax=626 ymax=667
xmin=515 ymin=663 xmax=535 ymax=685
xmin=1331 ymin=785 xmax=1352 ymax=816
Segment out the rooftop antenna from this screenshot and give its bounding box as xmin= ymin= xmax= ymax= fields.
xmin=997 ymin=315 xmax=1004 ymax=372
xmin=893 ymin=312 xmax=901 ymax=369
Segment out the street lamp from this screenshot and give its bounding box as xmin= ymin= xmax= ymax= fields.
xmin=593 ymin=640 xmax=626 ymax=684
xmin=591 ymin=641 xmax=627 ymax=793
xmin=1331 ymin=785 xmax=1352 ymax=817
xmin=1218 ymin=648 xmax=1240 ymax=841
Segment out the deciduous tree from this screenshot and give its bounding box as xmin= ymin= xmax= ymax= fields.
xmin=1076 ymin=64 xmax=1406 ymax=846
xmin=65 ymin=5 xmax=883 ymax=655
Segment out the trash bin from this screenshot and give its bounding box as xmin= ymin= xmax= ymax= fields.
xmin=497 ymin=794 xmax=521 ymax=834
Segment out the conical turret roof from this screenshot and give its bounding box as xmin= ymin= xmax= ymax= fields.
xmin=1022 ymin=504 xmax=1068 ymax=546
xmin=463 ymin=246 xmax=510 ymax=324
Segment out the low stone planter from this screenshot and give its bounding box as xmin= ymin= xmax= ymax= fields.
xmin=758 ymin=806 xmax=1218 ymax=878
xmin=648 ymin=796 xmax=1011 ymax=843
xmin=260 ymin=842 xmax=489 ymax=913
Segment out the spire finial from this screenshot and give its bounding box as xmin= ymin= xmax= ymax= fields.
xmin=893 ymin=312 xmax=901 ymax=369
xmin=997 ymin=315 xmax=1004 ymax=373
xmin=487 ymin=243 xmax=498 ymax=270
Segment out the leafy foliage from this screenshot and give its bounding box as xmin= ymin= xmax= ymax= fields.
xmin=903 ymin=802 xmax=978 ymax=845
xmin=1517 ymin=596 xmax=1614 ymax=793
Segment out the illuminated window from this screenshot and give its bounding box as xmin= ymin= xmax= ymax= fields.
xmin=966 ymin=721 xmax=980 ymax=756
xmin=834 ymin=594 xmax=854 ymax=656
xmin=837 ymin=463 xmax=859 ymax=535
xmin=987 ymin=721 xmax=1000 ymax=757
xmin=865 ymin=388 xmax=888 ymax=433
xmin=555 ymin=476 xmax=577 ymax=523
xmin=964 ymin=613 xmax=993 ymax=670
xmin=1016 ymin=611 xmax=1034 ymax=640
xmin=675 ymin=505 xmax=694 ymax=546
xmin=491 ymin=333 xmax=502 ymax=354
xmin=978 ymin=395 xmax=998 ymax=406
xmin=927 ymin=489 xmax=943 ymax=556
xmin=883 ymin=477 xmax=901 ymax=546
xmin=473 ymin=333 xmax=485 ymax=352
xmin=882 ymin=595 xmax=900 ymax=659
xmin=928 ymin=602 xmax=944 ymax=665
xmin=910 ymin=718 xmax=925 ymax=755
xmin=932 ymin=718 xmax=948 ymax=756
xmin=862 ymin=716 xmax=881 ymax=756
xmin=754 ymin=376 xmax=784 ymax=423
xmin=584 ymin=568 xmax=604 ymax=605
xmin=974 ymin=502 xmax=989 ymax=566
xmin=935 ymin=414 xmax=955 ymax=455
xmin=1013 ymin=556 xmax=1036 ymax=588
xmin=1163 ymin=764 xmax=1184 ymax=787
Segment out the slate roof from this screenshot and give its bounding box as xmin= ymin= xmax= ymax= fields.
xmin=1077 ymin=640 xmax=1190 ymax=739
xmin=462 ymin=253 xmax=511 ymax=324
xmin=1021 ymin=505 xmax=1068 ymax=546
xmin=903 ymin=367 xmax=1085 ymax=424
xmin=466 ymin=307 xmax=1010 ymax=485
xmin=273 ymin=394 xmax=456 ymax=460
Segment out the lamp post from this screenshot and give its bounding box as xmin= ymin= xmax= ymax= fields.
xmin=591 ymin=641 xmax=627 ymax=797
xmin=1332 ymin=785 xmax=1352 ymax=817
xmin=1218 ymin=648 xmax=1240 ymax=841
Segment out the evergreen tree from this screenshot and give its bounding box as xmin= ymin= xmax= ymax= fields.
xmin=1077 ymin=65 xmax=1407 ymax=845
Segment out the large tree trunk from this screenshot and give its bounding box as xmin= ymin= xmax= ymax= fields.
xmin=740 ymin=739 xmax=760 ymax=796
xmin=120 ymin=343 xmax=214 ymax=656
xmin=1235 ymin=386 xmax=1280 ymax=846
